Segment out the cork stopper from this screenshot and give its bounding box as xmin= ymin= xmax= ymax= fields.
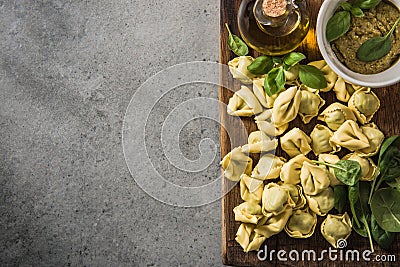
xmin=262 ymin=0 xmax=287 ymax=17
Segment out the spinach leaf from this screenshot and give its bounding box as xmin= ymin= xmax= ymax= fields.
xmin=371 ymin=188 xmax=400 ymax=232
xmin=371 ymin=213 xmax=395 ymax=250
xmin=349 ymin=184 xmax=361 ymax=227
xmin=283 ymin=52 xmax=306 ymax=70
xmin=353 ymin=217 xmax=368 ymax=237
xmin=313 ymin=160 xmax=361 ymax=186
xmin=247 ymin=55 xmax=274 ymax=75
xmin=357 ymin=17 xmax=400 ymax=62
xmin=358 ymin=0 xmax=381 ymax=9
xmin=264 ymin=67 xmax=286 ymax=97
xmin=378 ymin=135 xmax=399 ymax=163
xmin=298 ymin=65 xmax=327 ymax=89
xmin=225 ymin=23 xmax=248 ymax=56
xmin=334 ymin=185 xmax=347 ymax=213
xmin=326 ymin=11 xmax=351 ymax=42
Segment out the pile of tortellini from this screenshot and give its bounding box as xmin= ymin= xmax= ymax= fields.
xmin=221 ymin=56 xmax=384 ymax=252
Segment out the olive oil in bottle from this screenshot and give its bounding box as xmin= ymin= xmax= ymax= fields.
xmin=238 ymin=0 xmax=310 ymax=55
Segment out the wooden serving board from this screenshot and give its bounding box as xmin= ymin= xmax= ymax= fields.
xmin=220 ymin=0 xmax=400 ymax=266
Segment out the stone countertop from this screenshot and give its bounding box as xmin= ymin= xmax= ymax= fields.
xmin=0 ymin=0 xmax=221 ymax=265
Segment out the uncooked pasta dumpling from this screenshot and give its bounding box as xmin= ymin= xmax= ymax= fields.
xmin=261 ymin=183 xmax=295 ymax=216
xmin=298 ymin=86 xmax=325 ymax=123
xmin=272 ymin=86 xmax=302 ymax=127
xmin=255 ymin=109 xmax=289 ymax=136
xmin=318 ymin=103 xmax=357 ymax=131
xmin=280 ymin=154 xmax=312 ymax=184
xmin=240 ymin=174 xmax=264 ymax=203
xmin=284 ymin=65 xmax=299 ymax=85
xmin=306 ymin=187 xmax=334 ymax=216
xmin=330 ymin=120 xmax=369 ymax=151
xmin=278 ymin=182 xmax=307 ymax=210
xmin=310 ymin=124 xmax=339 ymax=155
xmin=318 ymin=154 xmax=342 ymax=186
xmin=252 ymin=154 xmax=286 ymax=180
xmin=342 ymin=154 xmax=377 ymax=181
xmin=356 ymin=123 xmax=385 ymax=157
xmin=227 ymin=86 xmax=263 ymax=116
xmin=307 ymin=60 xmax=338 ymax=92
xmin=280 ymin=128 xmax=312 ymax=158
xmin=235 ymin=223 xmax=266 ymax=252
xmin=233 ymin=202 xmax=263 ymax=224
xmin=228 ymin=56 xmax=256 ymax=84
xmin=220 ymin=147 xmax=253 ymax=181
xmin=333 ymin=77 xmax=362 ymax=102
xmin=253 ymin=78 xmax=281 ymax=108
xmin=254 ymin=208 xmax=292 ymax=239
xmin=300 ymin=161 xmax=330 ymax=195
xmin=321 ymin=213 xmax=352 ymax=248
xmin=241 ymin=130 xmax=278 ymax=154
xmin=285 ymin=208 xmax=317 ymax=238
xmin=348 ymin=87 xmax=380 ymax=124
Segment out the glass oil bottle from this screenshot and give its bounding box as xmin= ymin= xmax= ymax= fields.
xmin=238 ymin=0 xmax=310 ymax=55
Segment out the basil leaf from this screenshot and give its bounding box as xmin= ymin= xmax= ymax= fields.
xmin=247 ymin=55 xmax=274 ymax=75
xmin=371 ymin=188 xmax=400 ymax=232
xmin=225 ymin=23 xmax=248 ymax=56
xmin=371 ymin=213 xmax=395 ymax=250
xmin=264 ymin=67 xmax=286 ymax=97
xmin=357 ymin=17 xmax=400 ymax=62
xmin=340 ymin=2 xmax=352 ymax=11
xmin=283 ymin=52 xmax=306 ymax=69
xmin=351 ymin=7 xmax=364 ymax=17
xmin=298 ymin=65 xmax=327 ymax=89
xmin=334 ymin=185 xmax=347 ymax=213
xmin=359 ymin=0 xmax=381 ymax=9
xmin=326 ymin=11 xmax=351 ymax=42
xmin=272 ymin=57 xmax=283 ymax=65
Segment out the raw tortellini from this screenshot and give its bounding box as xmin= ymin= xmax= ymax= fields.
xmin=280 ymin=154 xmax=312 ymax=184
xmin=220 ymin=147 xmax=253 ymax=181
xmin=300 ymin=161 xmax=330 ymax=195
xmin=272 ymin=86 xmax=302 ymax=127
xmin=318 ymin=103 xmax=357 ymax=131
xmin=318 ymin=154 xmax=342 ymax=186
xmin=306 ymin=187 xmax=335 ymax=216
xmin=240 ymin=174 xmax=264 ymax=203
xmin=333 ymin=77 xmax=362 ymax=102
xmin=330 ymin=120 xmax=369 ymax=151
xmin=235 ymin=223 xmax=266 ymax=252
xmin=278 ymin=182 xmax=307 ymax=210
xmin=261 ymin=183 xmax=295 ymax=216
xmin=321 ymin=213 xmax=352 ymax=248
xmin=285 ymin=208 xmax=317 ymax=238
xmin=342 ymin=153 xmax=377 ymax=181
xmin=280 ymin=128 xmax=312 ymax=158
xmin=310 ymin=124 xmax=339 ymax=155
xmin=307 ymin=60 xmax=338 ymax=92
xmin=298 ymin=86 xmax=325 ymax=124
xmin=228 ymin=56 xmax=256 ymax=84
xmin=241 ymin=131 xmax=278 ymax=154
xmin=357 ymin=123 xmax=385 ymax=157
xmin=227 ymin=86 xmax=263 ymax=116
xmin=253 ymin=78 xmax=280 ymax=108
xmin=255 ymin=109 xmax=289 ymax=136
xmin=348 ymin=87 xmax=380 ymax=124
xmin=233 ymin=202 xmax=263 ymax=224
xmin=251 ymin=154 xmax=286 ymax=180
xmin=254 ymin=209 xmax=293 ymax=239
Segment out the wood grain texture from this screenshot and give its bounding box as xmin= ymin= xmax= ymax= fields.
xmin=220 ymin=0 xmax=400 ymax=266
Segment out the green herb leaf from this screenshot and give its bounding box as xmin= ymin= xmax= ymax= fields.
xmin=283 ymin=52 xmax=306 ymax=70
xmin=359 ymin=0 xmax=381 ymax=9
xmin=298 ymin=65 xmax=327 ymax=89
xmin=313 ymin=160 xmax=361 ymax=186
xmin=264 ymin=67 xmax=286 ymax=97
xmin=341 ymin=2 xmax=352 ymax=11
xmin=334 ymin=185 xmax=347 ymax=213
xmin=272 ymin=57 xmax=283 ymax=65
xmin=378 ymin=135 xmax=399 ymax=163
xmin=371 ymin=213 xmax=395 ymax=250
xmin=349 ymin=184 xmax=361 ymax=227
xmin=247 ymin=55 xmax=274 ymax=75
xmin=351 ymin=7 xmax=364 ymax=17
xmin=225 ymin=23 xmax=248 ymax=56
xmin=371 ymin=188 xmax=400 ymax=232
xmin=357 ymin=17 xmax=400 ymax=62
xmin=353 ymin=217 xmax=368 ymax=237
xmin=326 ymin=11 xmax=351 ymax=42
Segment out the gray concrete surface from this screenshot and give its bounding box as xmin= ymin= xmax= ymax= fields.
xmin=0 ymin=0 xmax=221 ymax=266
